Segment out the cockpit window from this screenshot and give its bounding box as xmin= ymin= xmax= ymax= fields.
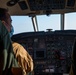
xmin=65 ymin=12 xmax=76 ymax=30
xmin=11 ymin=13 xmax=76 ymax=34
xmin=11 ymin=16 xmax=34 ymax=34
xmin=37 ymin=15 xmax=60 ymax=31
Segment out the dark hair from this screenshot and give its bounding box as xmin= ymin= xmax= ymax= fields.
xmin=0 ymin=8 xmax=8 ymax=21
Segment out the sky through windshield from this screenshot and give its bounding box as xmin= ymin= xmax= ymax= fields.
xmin=11 ymin=12 xmax=76 ymax=34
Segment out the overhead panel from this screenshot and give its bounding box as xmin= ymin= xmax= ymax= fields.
xmin=28 ymin=0 xmax=66 ymax=11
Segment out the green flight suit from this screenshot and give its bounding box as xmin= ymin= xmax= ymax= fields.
xmin=0 ymin=20 xmax=18 ymax=75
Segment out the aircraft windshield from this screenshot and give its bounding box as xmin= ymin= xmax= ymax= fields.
xmin=11 ymin=12 xmax=76 ymax=34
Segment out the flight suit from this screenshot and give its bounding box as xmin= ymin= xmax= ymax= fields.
xmin=0 ymin=20 xmax=18 ymax=75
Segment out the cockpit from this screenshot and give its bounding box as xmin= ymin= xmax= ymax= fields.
xmin=0 ymin=0 xmax=76 ymax=75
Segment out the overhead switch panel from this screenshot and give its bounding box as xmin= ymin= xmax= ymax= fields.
xmin=28 ymin=0 xmax=66 ymax=11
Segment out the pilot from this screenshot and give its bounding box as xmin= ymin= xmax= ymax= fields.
xmin=0 ymin=8 xmax=16 ymax=75
xmin=69 ymin=39 xmax=76 ymax=75
xmin=0 ymin=7 xmax=33 ymax=75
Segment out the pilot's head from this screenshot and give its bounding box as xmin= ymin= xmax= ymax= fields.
xmin=0 ymin=8 xmax=12 ymax=32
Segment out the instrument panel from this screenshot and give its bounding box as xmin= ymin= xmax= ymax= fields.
xmin=12 ymin=30 xmax=76 ymax=75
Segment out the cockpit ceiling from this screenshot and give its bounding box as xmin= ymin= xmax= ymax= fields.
xmin=0 ymin=0 xmax=76 ymax=16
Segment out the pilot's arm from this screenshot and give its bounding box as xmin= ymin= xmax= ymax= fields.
xmin=12 ymin=42 xmax=34 ymax=75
